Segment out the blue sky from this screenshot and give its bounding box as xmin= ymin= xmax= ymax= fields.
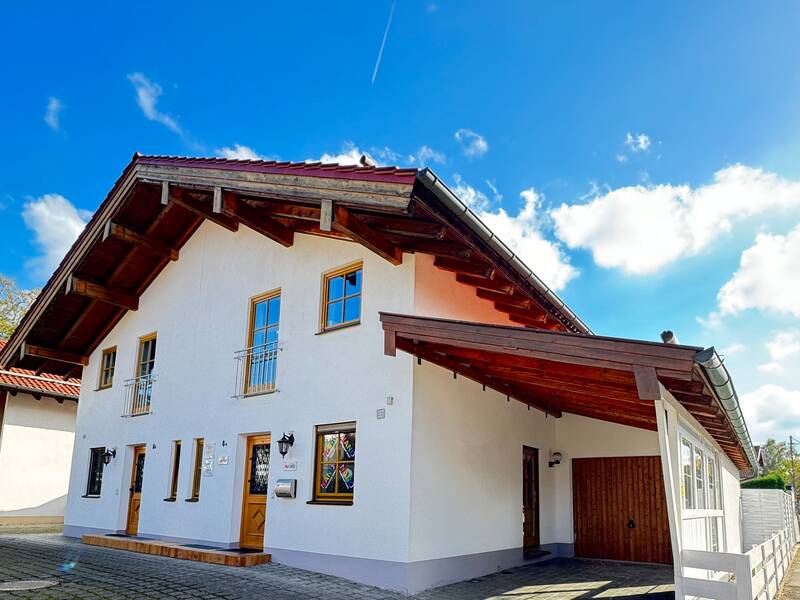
xmin=2 ymin=1 xmax=800 ymax=444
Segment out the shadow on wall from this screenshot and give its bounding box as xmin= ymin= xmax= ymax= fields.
xmin=0 ymin=494 xmax=67 ymax=518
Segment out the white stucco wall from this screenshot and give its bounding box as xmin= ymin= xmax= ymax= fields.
xmin=65 ymin=222 xmax=416 ymax=561
xmin=0 ymin=393 xmax=76 ymax=517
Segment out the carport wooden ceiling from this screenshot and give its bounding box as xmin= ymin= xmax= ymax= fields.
xmin=380 ymin=313 xmax=751 ymax=470
xmin=0 ymin=155 xmax=584 ymax=378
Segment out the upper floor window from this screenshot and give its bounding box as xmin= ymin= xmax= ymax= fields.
xmin=137 ymin=334 xmax=157 ymax=378
xmin=86 ymin=447 xmax=105 ymax=496
xmin=321 ymin=262 xmax=362 ymax=332
xmin=313 ymin=423 xmax=356 ymax=503
xmin=245 ymin=291 xmax=280 ymax=394
xmin=98 ymin=347 xmax=116 ymax=389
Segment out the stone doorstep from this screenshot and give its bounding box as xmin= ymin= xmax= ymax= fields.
xmin=81 ymin=535 xmax=271 ymax=567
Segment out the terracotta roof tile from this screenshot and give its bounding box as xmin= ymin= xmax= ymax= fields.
xmin=0 ymin=340 xmax=80 ymax=399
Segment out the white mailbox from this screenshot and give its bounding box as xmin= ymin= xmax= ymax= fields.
xmin=274 ymin=479 xmax=297 ymax=498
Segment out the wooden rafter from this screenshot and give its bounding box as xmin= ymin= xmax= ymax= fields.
xmin=21 ymin=343 xmax=89 ymax=366
xmin=66 ymin=275 xmax=139 ymax=311
xmin=455 ymin=273 xmax=515 ymax=294
xmin=332 ymin=205 xmax=403 ymax=265
xmin=103 ymin=221 xmax=179 ymax=261
xmin=219 ymin=194 xmax=294 ymax=247
xmin=170 ymin=188 xmax=239 ymax=232
xmin=433 ymin=256 xmax=494 ymax=278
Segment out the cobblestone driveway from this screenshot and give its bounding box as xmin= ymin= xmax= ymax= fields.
xmin=0 ymin=534 xmax=674 ymax=600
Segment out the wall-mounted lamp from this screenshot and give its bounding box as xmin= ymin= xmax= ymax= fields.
xmin=277 ymin=433 xmax=295 ymax=457
xmin=102 ymin=448 xmax=117 ymax=465
xmin=548 ymin=451 xmax=563 ymax=468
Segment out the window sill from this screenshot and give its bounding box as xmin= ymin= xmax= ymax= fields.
xmin=82 ymin=494 xmax=101 ymax=499
xmin=306 ymin=500 xmax=353 ymax=506
xmin=94 ymin=386 xmax=113 ymax=392
xmin=316 ymin=321 xmax=361 ymax=336
xmin=184 ymin=498 xmax=199 ymax=503
xmin=163 ymin=497 xmax=177 ymax=502
xmin=241 ymin=389 xmax=277 ymax=399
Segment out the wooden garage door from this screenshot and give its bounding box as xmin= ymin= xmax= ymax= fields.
xmin=572 ymin=456 xmax=672 ymax=564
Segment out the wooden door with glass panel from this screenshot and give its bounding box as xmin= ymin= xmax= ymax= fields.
xmin=246 ymin=293 xmax=280 ymax=395
xmin=126 ymin=445 xmax=146 ymax=535
xmin=240 ymin=434 xmax=271 ymax=549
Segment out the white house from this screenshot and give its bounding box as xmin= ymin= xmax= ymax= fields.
xmin=0 ymin=339 xmax=79 ymax=524
xmin=0 ymin=155 xmax=758 ymax=595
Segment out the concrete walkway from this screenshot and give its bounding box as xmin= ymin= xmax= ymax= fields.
xmin=0 ymin=534 xmax=674 ymax=599
xmin=779 ymin=549 xmax=800 ymax=600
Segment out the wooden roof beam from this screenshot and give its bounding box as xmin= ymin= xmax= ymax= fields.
xmin=21 ymin=343 xmax=89 ymax=367
xmin=434 ymin=256 xmax=494 ymax=279
xmin=103 ymin=221 xmax=179 ymax=261
xmin=169 ymin=186 xmax=239 ymax=233
xmin=332 ymin=205 xmax=403 ymax=265
xmin=66 ymin=275 xmax=139 ymax=311
xmin=455 ymin=273 xmax=515 ymax=294
xmin=219 ymin=193 xmax=294 ymax=247
xmin=477 ymin=289 xmax=534 ymax=310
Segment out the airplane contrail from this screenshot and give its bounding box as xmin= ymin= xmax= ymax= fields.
xmin=371 ymin=0 xmax=396 ymax=84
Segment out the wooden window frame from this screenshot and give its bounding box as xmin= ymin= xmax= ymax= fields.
xmin=244 ymin=289 xmax=281 ymax=395
xmin=312 ymin=422 xmax=356 ymax=504
xmin=187 ymin=438 xmax=204 ymax=501
xmin=136 ymin=333 xmax=157 ymax=378
xmin=166 ymin=440 xmax=182 ymax=501
xmin=84 ymin=447 xmax=106 ymax=497
xmin=319 ymin=261 xmax=363 ymax=333
xmin=98 ymin=347 xmax=116 ymax=390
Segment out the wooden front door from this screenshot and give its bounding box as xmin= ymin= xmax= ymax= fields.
xmin=240 ymin=434 xmax=271 ymax=550
xmin=126 ymin=446 xmax=146 ymax=536
xmin=523 ymin=446 xmax=539 ymax=550
xmin=572 ymin=456 xmax=672 ymax=564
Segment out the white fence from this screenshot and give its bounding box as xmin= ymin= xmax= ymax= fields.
xmin=679 ymin=528 xmax=794 ymax=600
xmin=742 ymin=489 xmax=798 ymax=549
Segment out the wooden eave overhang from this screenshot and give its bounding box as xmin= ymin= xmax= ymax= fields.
xmin=0 ymin=154 xmax=588 ymax=379
xmin=380 ymin=313 xmax=752 ymax=470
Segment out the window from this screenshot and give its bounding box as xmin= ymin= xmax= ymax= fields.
xmin=86 ymin=447 xmax=105 ymax=496
xmin=321 ymin=263 xmax=362 ymax=331
xmin=98 ymin=347 xmax=116 ymax=389
xmin=137 ymin=334 xmax=157 ymax=378
xmin=681 ymin=438 xmax=694 ymax=509
xmin=246 ymin=291 xmax=280 ymax=394
xmin=189 ymin=438 xmax=204 ymax=500
xmin=707 ymin=455 xmax=718 ymax=510
xmin=694 ymin=446 xmax=706 ymax=509
xmin=167 ymin=441 xmax=182 ymax=500
xmin=710 ymin=517 xmax=721 ymax=552
xmin=313 ymin=423 xmax=356 ymax=502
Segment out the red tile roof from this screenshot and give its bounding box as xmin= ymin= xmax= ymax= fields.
xmin=136 ymin=155 xmax=419 ymax=185
xmin=0 ymin=340 xmax=80 ymax=400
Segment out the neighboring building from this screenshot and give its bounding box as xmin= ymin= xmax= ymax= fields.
xmin=0 ymin=155 xmax=757 ymax=594
xmin=0 ymin=339 xmax=79 ymax=524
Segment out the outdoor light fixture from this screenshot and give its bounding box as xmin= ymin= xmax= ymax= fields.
xmin=277 ymin=433 xmax=295 ymax=457
xmin=102 ymin=448 xmax=116 ymax=465
xmin=548 ymin=451 xmax=563 ymax=468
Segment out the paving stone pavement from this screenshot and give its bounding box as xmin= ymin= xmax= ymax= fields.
xmin=0 ymin=534 xmax=674 ymax=600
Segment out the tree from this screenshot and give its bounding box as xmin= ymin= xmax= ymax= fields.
xmin=761 ymin=438 xmax=788 ymax=473
xmin=0 ymin=275 xmax=39 ymax=339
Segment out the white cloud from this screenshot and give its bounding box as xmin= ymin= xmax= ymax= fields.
xmin=316 ymin=142 xmax=375 ymax=166
xmin=721 ymin=342 xmax=746 ymax=355
xmin=615 ymin=154 xmax=628 ymax=163
xmin=215 ymin=144 xmax=264 ymax=160
xmin=625 ymin=132 xmax=651 ymax=153
xmin=127 ymin=72 xmax=182 ymax=135
xmin=485 ymin=180 xmax=502 ymax=201
xmin=452 ymin=180 xmax=577 ymax=291
xmin=551 ymin=164 xmax=800 ymax=275
xmin=757 ymin=362 xmax=783 ymax=375
xmin=740 ymin=385 xmax=800 ymax=443
xmin=454 ymin=128 xmax=488 ymax=158
xmin=767 ymin=330 xmax=800 ymax=361
xmin=22 ymin=194 xmax=90 ymax=280
xmin=715 ymin=225 xmax=800 ymax=318
xmin=44 ymin=97 xmax=63 ymax=131
xmin=408 ymin=145 xmax=445 ymax=166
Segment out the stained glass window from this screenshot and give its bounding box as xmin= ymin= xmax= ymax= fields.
xmin=249 ymin=443 xmax=271 ymax=495
xmin=99 ymin=347 xmax=116 ymax=389
xmin=86 ymin=447 xmax=105 ymax=496
xmin=321 ymin=264 xmax=362 ymax=331
xmin=314 ymin=424 xmax=356 ymax=501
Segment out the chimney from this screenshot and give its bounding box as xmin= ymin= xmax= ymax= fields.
xmin=661 ymin=330 xmax=679 ymax=345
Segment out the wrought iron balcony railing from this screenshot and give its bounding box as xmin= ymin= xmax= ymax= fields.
xmin=123 ymin=373 xmax=155 ymax=417
xmin=233 ymin=341 xmax=279 ymax=398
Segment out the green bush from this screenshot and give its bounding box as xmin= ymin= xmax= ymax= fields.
xmin=741 ymin=473 xmax=787 ymax=490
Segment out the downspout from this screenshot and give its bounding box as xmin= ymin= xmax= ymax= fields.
xmin=694 ymin=347 xmax=757 ymax=470
xmin=415 ymin=169 xmax=592 ymax=335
